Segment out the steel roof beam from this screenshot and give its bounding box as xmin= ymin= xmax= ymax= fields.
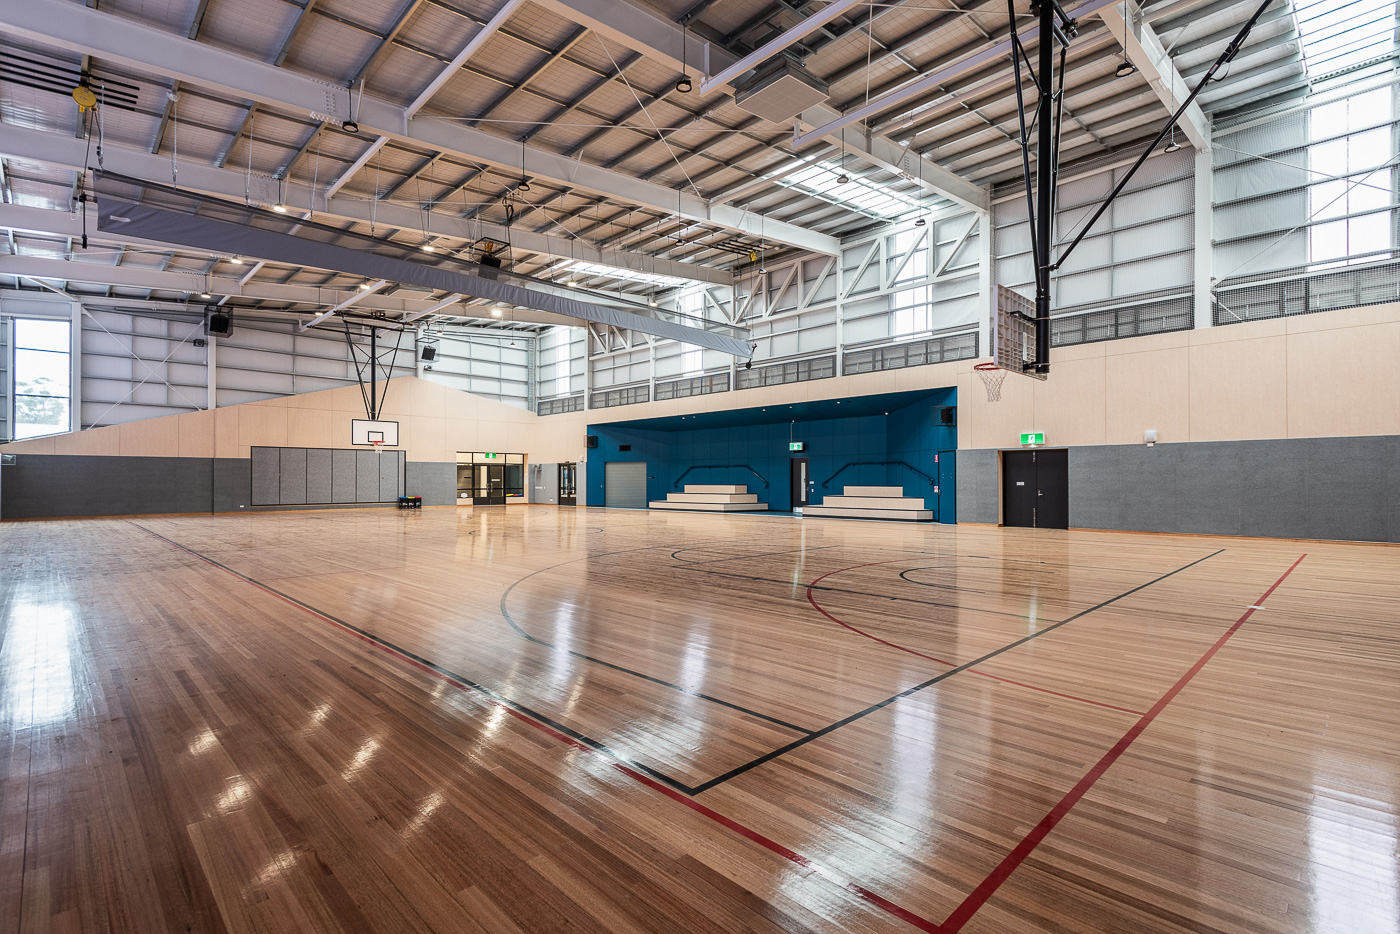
xmin=0 ymin=0 xmax=835 ymax=255
xmin=0 ymin=123 xmax=731 ymax=286
xmin=1099 ymin=0 xmax=1210 ymax=149
xmin=531 ymin=0 xmax=989 ymax=213
xmin=0 ymin=245 xmax=567 ymax=325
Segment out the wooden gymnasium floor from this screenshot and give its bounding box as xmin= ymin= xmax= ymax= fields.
xmin=2 ymin=506 xmax=1397 ymax=934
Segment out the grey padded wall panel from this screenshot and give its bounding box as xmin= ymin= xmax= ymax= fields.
xmin=955 ymin=449 xmax=999 ymax=524
xmin=279 ymin=447 xmax=307 ymax=505
xmin=379 ymin=451 xmax=402 ymax=501
xmin=251 ymin=447 xmax=280 ymax=506
xmin=306 ymin=449 xmax=332 ymax=504
xmin=332 ymin=449 xmax=357 ymax=503
xmin=406 ymin=462 xmax=455 ymax=506
xmin=356 ymin=450 xmax=380 ymax=503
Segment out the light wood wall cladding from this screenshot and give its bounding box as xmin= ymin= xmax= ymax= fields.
xmin=4 ymin=303 xmax=1397 ymax=461
xmin=961 ymin=302 xmax=1400 ymax=448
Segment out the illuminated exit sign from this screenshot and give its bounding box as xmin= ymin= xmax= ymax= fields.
xmin=483 ymin=452 xmax=499 ymax=459
xmin=789 ymin=442 xmax=805 ymax=452
xmin=1020 ymin=432 xmax=1045 ymax=446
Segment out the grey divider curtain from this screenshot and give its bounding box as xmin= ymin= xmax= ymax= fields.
xmin=252 ymin=446 xmax=404 ymax=506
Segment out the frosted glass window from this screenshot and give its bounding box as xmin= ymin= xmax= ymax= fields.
xmin=13 ymin=318 xmax=71 ymax=439
xmin=1307 ymin=88 xmax=1394 ymax=265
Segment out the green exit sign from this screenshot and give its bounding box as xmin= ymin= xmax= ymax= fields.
xmin=789 ymin=442 xmax=805 ymax=452
xmin=1020 ymin=432 xmax=1045 ymax=446
xmin=483 ymin=452 xmax=498 ymax=459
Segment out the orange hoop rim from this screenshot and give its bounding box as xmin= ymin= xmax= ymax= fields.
xmin=973 ymin=361 xmax=1001 ymax=371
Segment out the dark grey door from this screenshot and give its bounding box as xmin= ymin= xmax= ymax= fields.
xmin=559 ymin=462 xmax=577 ymax=506
xmin=1035 ymin=449 xmax=1069 ymax=529
xmin=1002 ymin=449 xmax=1067 ymax=529
xmin=790 ymin=457 xmax=810 ymax=510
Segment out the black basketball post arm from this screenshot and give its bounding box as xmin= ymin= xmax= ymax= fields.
xmin=1009 ymin=0 xmax=1076 ymax=375
xmin=1032 ymin=0 xmax=1275 ymax=375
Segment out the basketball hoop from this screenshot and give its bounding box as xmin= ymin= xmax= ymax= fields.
xmin=974 ymin=361 xmax=1006 ymax=402
xmin=371 ymin=440 xmax=385 ymax=456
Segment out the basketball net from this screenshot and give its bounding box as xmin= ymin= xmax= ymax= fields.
xmin=372 ymin=440 xmax=385 ymax=456
xmin=974 ymin=362 xmax=1006 ymax=402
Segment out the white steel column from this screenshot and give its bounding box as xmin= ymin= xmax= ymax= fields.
xmin=69 ymin=299 xmax=82 ymax=432
xmin=977 ymin=213 xmax=993 ymax=359
xmin=1194 ymin=148 xmax=1214 ymax=329
xmin=206 ymin=333 xmax=217 ymax=409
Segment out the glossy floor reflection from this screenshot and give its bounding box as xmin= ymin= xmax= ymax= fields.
xmin=1 ymin=507 xmax=1397 ymax=933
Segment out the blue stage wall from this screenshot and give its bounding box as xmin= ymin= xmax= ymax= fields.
xmin=586 ymin=388 xmax=957 ymax=520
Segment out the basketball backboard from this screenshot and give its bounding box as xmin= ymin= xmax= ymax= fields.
xmin=351 ymin=418 xmax=399 ymax=446
xmin=990 ymin=286 xmax=1047 ymax=381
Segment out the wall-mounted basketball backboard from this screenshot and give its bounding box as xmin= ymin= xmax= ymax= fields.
xmin=991 ymin=286 xmax=1047 ymax=381
xmin=351 ymin=419 xmax=400 ymax=446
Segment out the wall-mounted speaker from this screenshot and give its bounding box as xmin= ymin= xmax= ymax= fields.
xmin=420 ymin=345 xmax=437 ymax=362
xmin=205 ymin=312 xmax=233 ymax=337
xmin=585 ymin=435 xmax=599 ymax=449
xmin=939 ymin=406 xmax=956 ymax=427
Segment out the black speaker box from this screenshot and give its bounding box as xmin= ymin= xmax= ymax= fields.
xmin=478 ymin=252 xmax=502 ymax=280
xmin=205 ymin=313 xmax=233 ymax=337
xmin=585 ymin=435 xmax=599 ymax=449
xmin=939 ymin=406 xmax=956 ymax=426
xmin=420 ymin=345 xmax=437 ymax=362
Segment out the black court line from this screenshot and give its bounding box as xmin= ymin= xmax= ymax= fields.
xmin=498 ymin=552 xmax=816 ymax=736
xmin=898 ymin=567 xmax=987 ymax=594
xmin=687 ymin=548 xmax=1226 ymax=794
xmin=128 ymin=520 xmax=716 ymax=796
xmin=672 ymin=563 xmax=1039 ymax=620
xmin=670 ymin=545 xmax=840 ymax=565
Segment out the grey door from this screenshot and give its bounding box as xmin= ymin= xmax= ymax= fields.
xmin=604 ymin=461 xmax=647 ymax=508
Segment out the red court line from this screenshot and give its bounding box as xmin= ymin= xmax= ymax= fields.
xmin=807 ymin=560 xmax=1146 ymax=715
xmin=131 ymin=519 xmax=1306 ymax=934
xmin=937 ymin=553 xmax=1307 ymax=933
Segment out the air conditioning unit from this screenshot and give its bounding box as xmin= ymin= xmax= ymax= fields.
xmin=733 ymin=59 xmax=830 ymax=124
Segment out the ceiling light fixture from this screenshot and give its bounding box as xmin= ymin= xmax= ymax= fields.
xmin=230 ymin=255 xmax=244 ymax=264
xmin=358 ymin=281 xmax=373 ymax=290
xmin=199 ymin=291 xmax=212 ymax=300
xmin=342 ymin=78 xmax=362 ymax=134
xmin=1115 ymin=6 xmax=1137 ymax=78
xmin=272 ymin=175 xmax=288 ymax=212
xmin=421 ymin=240 xmax=436 ymax=253
xmin=518 ymin=139 xmax=532 ymax=192
xmin=1163 ymin=124 xmax=1182 ymax=153
xmin=915 ymin=217 xmax=926 ymax=226
xmin=677 ymin=24 xmax=692 ymax=93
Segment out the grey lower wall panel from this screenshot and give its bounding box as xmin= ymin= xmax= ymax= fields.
xmin=280 ymin=447 xmax=307 ymax=505
xmin=959 ymin=436 xmax=1400 ymax=542
xmin=1 ymin=455 xmax=252 ymax=518
xmin=955 ymin=449 xmax=999 ymax=525
xmin=306 ymin=449 xmax=332 ymax=504
xmin=251 ymin=447 xmax=279 ymax=506
xmin=406 ymin=462 xmax=455 ymax=505
xmin=254 ymin=446 xmax=404 ymax=506
xmin=332 ymin=449 xmax=357 ymax=503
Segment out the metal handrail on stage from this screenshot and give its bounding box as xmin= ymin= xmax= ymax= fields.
xmin=821 ymin=461 xmax=936 ymax=489
xmin=672 ymin=465 xmax=770 ymax=488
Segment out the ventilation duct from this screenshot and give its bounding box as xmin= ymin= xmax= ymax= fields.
xmin=733 ymin=59 xmax=830 ymax=124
